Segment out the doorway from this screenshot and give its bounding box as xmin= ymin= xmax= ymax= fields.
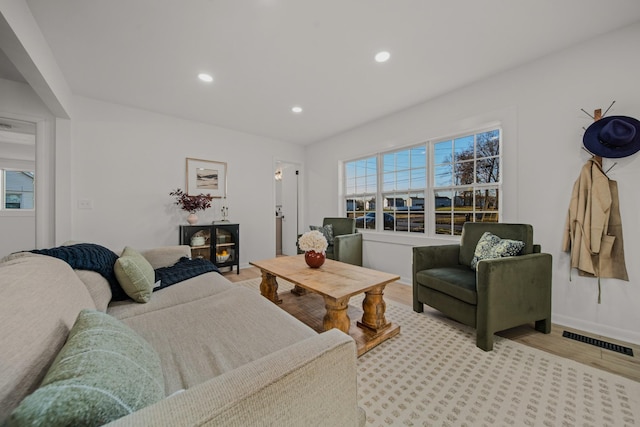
xmin=0 ymin=117 xmax=36 ymax=256
xmin=274 ymin=161 xmax=301 ymax=256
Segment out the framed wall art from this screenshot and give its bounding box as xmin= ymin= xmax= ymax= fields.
xmin=186 ymin=157 xmax=227 ymax=198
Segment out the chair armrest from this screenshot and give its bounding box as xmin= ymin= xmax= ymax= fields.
xmin=476 ymin=253 xmax=552 ymax=331
xmin=333 ymin=233 xmax=363 ymax=266
xmin=412 ymin=244 xmax=460 ymax=276
xmin=141 ymin=245 xmax=192 ymax=269
xmin=412 ymin=244 xmax=461 ymax=313
xmin=107 ymin=329 xmax=364 ymax=427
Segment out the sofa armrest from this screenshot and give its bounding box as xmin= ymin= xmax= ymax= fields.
xmin=475 ymin=253 xmax=552 ymax=347
xmin=141 ymin=245 xmax=192 ymax=269
xmin=333 ymin=233 xmax=363 ymax=266
xmin=107 ymin=329 xmax=364 ymax=427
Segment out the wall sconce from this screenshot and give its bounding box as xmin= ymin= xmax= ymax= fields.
xmin=274 ymin=169 xmax=283 ymax=181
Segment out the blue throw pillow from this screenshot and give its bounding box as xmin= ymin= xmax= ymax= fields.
xmin=31 ymin=243 xmax=127 ymax=300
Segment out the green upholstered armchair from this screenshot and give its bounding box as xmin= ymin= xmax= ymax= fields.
xmin=298 ymin=218 xmax=363 ymax=266
xmin=412 ymin=222 xmax=552 ymax=351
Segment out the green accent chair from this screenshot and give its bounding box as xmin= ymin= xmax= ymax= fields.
xmin=412 ymin=222 xmax=552 ymax=351
xmin=299 ymin=218 xmax=363 ymax=266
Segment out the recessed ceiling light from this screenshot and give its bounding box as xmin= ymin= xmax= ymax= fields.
xmin=375 ymin=51 xmax=390 ymax=63
xmin=291 ymin=106 xmax=303 ymax=114
xmin=198 ymin=73 xmax=213 ymax=83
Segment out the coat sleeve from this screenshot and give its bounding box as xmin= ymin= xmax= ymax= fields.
xmin=589 ymin=162 xmax=612 ymax=254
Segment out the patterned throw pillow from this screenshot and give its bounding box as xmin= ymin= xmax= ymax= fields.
xmin=8 ymin=310 xmax=164 ymax=426
xmin=310 ymin=224 xmax=334 ymax=245
xmin=470 ymin=231 xmax=526 ymax=271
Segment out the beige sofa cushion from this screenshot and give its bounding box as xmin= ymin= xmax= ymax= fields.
xmin=108 ymin=271 xmax=233 ymax=320
xmin=141 ymin=245 xmax=191 ymax=269
xmin=0 ymin=254 xmax=96 ymax=418
xmin=75 ymin=270 xmax=113 ymax=311
xmin=122 ymin=286 xmax=317 ymax=395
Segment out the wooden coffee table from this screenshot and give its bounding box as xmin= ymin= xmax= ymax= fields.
xmin=249 ymin=255 xmax=400 ymax=356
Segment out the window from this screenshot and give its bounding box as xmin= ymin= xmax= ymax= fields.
xmin=382 ymin=147 xmax=426 ymax=232
xmin=1 ymin=169 xmax=35 ymax=210
xmin=345 ymin=157 xmax=377 ymax=228
xmin=343 ymin=127 xmax=500 ymax=235
xmin=433 ymin=129 xmax=500 ymax=235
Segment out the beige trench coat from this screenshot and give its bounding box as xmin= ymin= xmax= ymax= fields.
xmin=562 ymin=158 xmax=628 ymax=301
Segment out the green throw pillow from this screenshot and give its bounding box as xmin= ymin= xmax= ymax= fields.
xmin=470 ymin=231 xmax=525 ymax=270
xmin=8 ymin=309 xmax=164 ymax=427
xmin=310 ymin=224 xmax=334 ymax=245
xmin=114 ymin=246 xmax=155 ymax=303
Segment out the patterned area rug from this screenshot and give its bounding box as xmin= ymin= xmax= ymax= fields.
xmin=237 ymin=278 xmax=640 ymax=426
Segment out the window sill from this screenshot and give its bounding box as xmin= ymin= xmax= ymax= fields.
xmin=0 ymin=210 xmax=35 ymax=217
xmin=359 ymin=230 xmax=459 ymax=247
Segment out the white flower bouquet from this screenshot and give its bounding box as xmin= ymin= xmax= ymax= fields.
xmin=298 ymin=230 xmax=328 ymax=254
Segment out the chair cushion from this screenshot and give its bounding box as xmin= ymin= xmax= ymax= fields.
xmin=416 ymin=266 xmax=477 ymax=305
xmin=470 ymin=232 xmax=526 ymax=270
xmin=8 ymin=309 xmax=164 ymax=426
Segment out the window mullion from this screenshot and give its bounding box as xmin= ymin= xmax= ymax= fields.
xmin=376 ymin=154 xmax=383 ymax=231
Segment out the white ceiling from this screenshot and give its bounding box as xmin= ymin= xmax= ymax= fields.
xmin=18 ymin=1 xmax=640 ymax=144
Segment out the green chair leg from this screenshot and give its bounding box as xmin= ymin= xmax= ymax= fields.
xmin=413 ymin=301 xmax=423 ymax=313
xmin=535 ymin=318 xmax=551 ymax=334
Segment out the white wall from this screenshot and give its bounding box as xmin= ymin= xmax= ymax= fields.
xmin=70 ymin=96 xmax=304 ymax=266
xmin=305 ymin=22 xmax=640 ymax=344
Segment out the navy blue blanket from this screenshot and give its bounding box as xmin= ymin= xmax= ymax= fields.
xmin=154 ymin=257 xmax=220 ymax=291
xmin=31 ymin=243 xmax=128 ymax=301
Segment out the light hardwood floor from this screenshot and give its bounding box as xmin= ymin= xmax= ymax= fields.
xmin=223 ymin=266 xmax=640 ymax=383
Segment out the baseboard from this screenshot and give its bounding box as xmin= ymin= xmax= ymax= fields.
xmin=552 ymin=313 xmax=640 ymax=346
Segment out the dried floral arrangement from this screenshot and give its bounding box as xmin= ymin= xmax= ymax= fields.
xmin=298 ymin=230 xmax=328 ymax=253
xmin=169 ymin=188 xmax=213 ymax=213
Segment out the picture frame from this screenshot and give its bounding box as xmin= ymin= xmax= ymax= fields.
xmin=186 ymin=158 xmax=227 ymax=198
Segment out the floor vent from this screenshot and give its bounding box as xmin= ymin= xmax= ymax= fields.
xmin=563 ymin=331 xmax=634 ymax=357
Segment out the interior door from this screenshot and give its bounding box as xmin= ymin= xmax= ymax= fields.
xmin=279 ymin=162 xmax=300 ymax=256
xmin=0 ymin=117 xmax=36 ymax=257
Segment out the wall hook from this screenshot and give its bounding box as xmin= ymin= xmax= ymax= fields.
xmin=602 ymin=100 xmax=616 ymax=117
xmin=581 ymin=109 xmax=595 ymax=120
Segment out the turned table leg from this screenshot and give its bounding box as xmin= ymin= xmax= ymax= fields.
xmin=291 ymin=285 xmax=308 ymax=296
xmin=357 ymin=284 xmax=389 ymax=333
xmin=259 ymin=270 xmax=282 ymax=304
xmin=323 ymin=297 xmax=350 ymax=334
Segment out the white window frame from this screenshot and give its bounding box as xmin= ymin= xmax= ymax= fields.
xmin=344 ymin=156 xmax=378 ymax=229
xmin=0 ymin=167 xmax=36 ymax=214
xmin=429 ymin=126 xmax=502 ymax=236
xmin=342 ymin=125 xmax=502 ymax=237
xmin=380 ymin=145 xmax=427 ymax=233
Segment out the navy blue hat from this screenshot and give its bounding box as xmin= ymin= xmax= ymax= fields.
xmin=583 ymin=115 xmax=640 ymax=159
